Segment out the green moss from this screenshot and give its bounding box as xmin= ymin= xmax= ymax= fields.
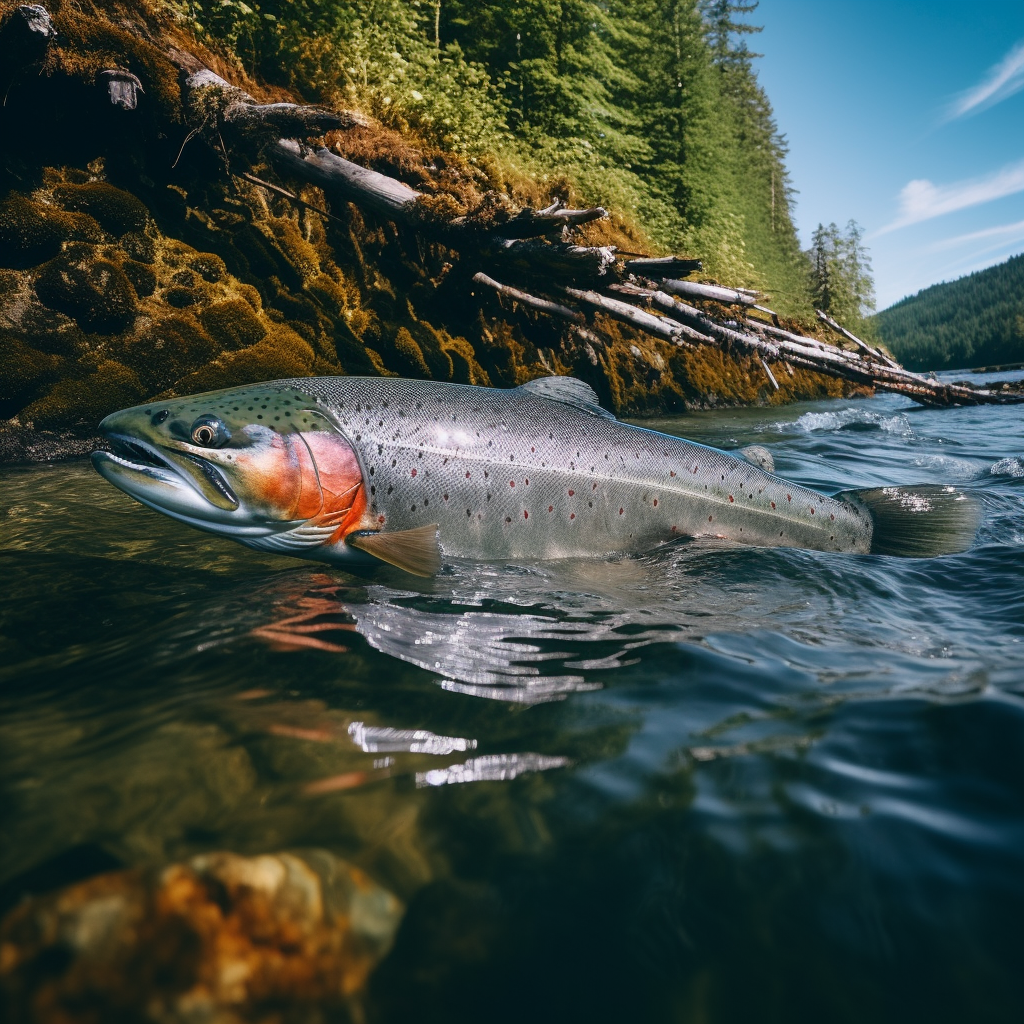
xmin=387 ymin=327 xmax=432 ymax=379
xmin=34 ymin=246 xmax=138 ymax=333
xmin=121 ymin=232 xmax=155 ymax=264
xmin=0 ymin=334 xmax=65 ymax=417
xmin=164 ymin=285 xmax=199 ymax=309
xmin=22 ymin=359 xmax=144 ymax=430
xmin=121 ymin=314 xmax=218 ymax=392
xmin=198 ymin=299 xmax=267 ymax=350
xmin=0 ymin=193 xmax=102 ymax=270
xmin=122 ymin=260 xmax=156 ymax=297
xmin=190 ymin=253 xmax=226 ymax=283
xmin=168 ymin=326 xmax=316 ymax=395
xmin=50 ymin=182 xmax=149 ymax=236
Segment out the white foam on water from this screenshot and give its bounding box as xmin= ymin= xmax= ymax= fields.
xmin=990 ymin=456 xmax=1024 ymax=478
xmin=794 ymin=408 xmax=914 ymax=437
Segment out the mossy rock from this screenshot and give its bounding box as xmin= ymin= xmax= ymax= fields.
xmin=22 ymin=359 xmax=145 ymax=430
xmin=0 ymin=334 xmax=65 ymax=417
xmin=0 ymin=193 xmax=103 ymax=270
xmin=34 ymin=246 xmax=138 ymax=333
xmin=198 ymin=299 xmax=266 ymax=350
xmin=50 ymin=182 xmax=150 ymax=235
xmin=168 ymin=325 xmax=316 ymax=395
xmin=124 ymin=314 xmax=219 ymax=392
xmin=122 ymin=259 xmax=157 ymax=297
xmin=386 ymin=327 xmax=432 ymax=379
xmin=190 ymin=253 xmax=226 ymax=283
xmin=121 ymin=231 xmax=155 ymax=264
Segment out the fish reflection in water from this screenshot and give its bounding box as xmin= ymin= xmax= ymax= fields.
xmin=250 ymin=555 xmax=693 ymax=705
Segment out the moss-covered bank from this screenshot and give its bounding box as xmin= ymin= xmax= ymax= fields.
xmin=0 ymin=0 xmax=860 ymax=463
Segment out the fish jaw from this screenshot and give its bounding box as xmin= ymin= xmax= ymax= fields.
xmin=91 ymin=385 xmax=370 ymax=555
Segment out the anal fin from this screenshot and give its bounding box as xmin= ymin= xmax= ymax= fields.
xmin=347 ymin=523 xmax=442 ymax=577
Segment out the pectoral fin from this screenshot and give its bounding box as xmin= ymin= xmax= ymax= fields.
xmin=347 ymin=524 xmax=442 ymax=577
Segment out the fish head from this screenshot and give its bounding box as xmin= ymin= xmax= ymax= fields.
xmin=91 ymin=383 xmax=368 ymax=548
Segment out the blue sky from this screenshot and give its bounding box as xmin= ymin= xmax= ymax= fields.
xmin=754 ymin=0 xmax=1024 ymax=309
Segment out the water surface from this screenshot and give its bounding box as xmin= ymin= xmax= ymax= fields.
xmin=2 ymin=374 xmax=1023 ymax=1022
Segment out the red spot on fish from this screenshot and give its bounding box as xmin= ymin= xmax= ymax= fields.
xmin=509 ymin=480 xmax=515 ymax=487
xmin=770 ymin=501 xmax=776 ymax=509
xmin=378 ymin=515 xmax=385 ymax=523
xmin=466 ymin=471 xmax=471 ymax=478
xmin=524 ymin=510 xmax=529 ymax=519
xmin=548 ymin=505 xmax=554 ymax=512
xmin=810 ymin=508 xmax=815 ymax=514
xmin=570 ymin=513 xmax=576 ymax=520
xmin=592 ymin=483 xmax=597 ymax=490
xmin=410 ymin=468 xmax=417 ymax=477
xmin=531 ymin=446 xmax=535 ymax=452
xmin=728 ymin=495 xmax=734 ymax=502
xmin=671 ymin=525 xmax=677 ymax=532
xmin=525 ymin=478 xmax=529 ymax=485
xmin=830 ymin=514 xmax=835 ymax=521
xmin=670 ymin=471 xmax=676 ymax=477
xmin=568 ymin=489 xmax=574 ymax=496
xmin=708 ymin=515 xmax=713 ymax=521
xmin=787 ymin=494 xmax=792 ymax=501
xmin=619 ymin=508 xmax=624 ymax=515
xmin=653 ymin=499 xmax=658 ymax=506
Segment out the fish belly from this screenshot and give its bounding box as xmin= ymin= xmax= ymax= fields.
xmin=289 ymin=377 xmax=872 ymax=560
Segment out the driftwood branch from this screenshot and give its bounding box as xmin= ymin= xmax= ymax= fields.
xmin=493 ymin=202 xmax=609 ymax=238
xmin=473 ymin=272 xmax=584 ymax=323
xmin=816 ymin=309 xmax=900 ymax=369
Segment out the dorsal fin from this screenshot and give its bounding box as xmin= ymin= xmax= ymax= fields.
xmin=739 ymin=445 xmax=774 ymax=473
xmin=516 ymin=376 xmax=615 ymax=419
xmin=347 ymin=524 xmax=442 ymax=577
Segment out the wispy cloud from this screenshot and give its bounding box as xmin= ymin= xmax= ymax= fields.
xmin=928 ymin=219 xmax=1024 ymax=252
xmin=944 ymin=39 xmax=1024 ymax=121
xmin=875 ymin=159 xmax=1024 ymax=235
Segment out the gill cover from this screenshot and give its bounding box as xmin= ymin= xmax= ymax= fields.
xmin=93 ymin=384 xmax=368 ymax=549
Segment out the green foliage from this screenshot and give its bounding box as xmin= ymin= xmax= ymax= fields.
xmin=177 ymin=0 xmax=816 ymax=314
xmin=806 ymin=220 xmax=875 ymax=335
xmin=872 ymin=253 xmax=1024 ymax=371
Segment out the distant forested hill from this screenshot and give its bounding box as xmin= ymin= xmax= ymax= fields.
xmin=873 ymin=254 xmax=1024 ymax=371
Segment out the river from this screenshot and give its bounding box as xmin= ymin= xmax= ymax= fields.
xmin=2 ymin=371 xmax=1022 ymax=1023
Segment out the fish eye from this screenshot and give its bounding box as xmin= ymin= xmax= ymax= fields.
xmin=190 ymin=415 xmax=231 ymax=448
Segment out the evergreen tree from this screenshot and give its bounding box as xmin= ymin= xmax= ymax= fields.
xmin=807 ymin=220 xmax=876 ymax=333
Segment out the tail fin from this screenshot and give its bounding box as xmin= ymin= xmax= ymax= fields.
xmin=838 ymin=486 xmax=981 ymax=557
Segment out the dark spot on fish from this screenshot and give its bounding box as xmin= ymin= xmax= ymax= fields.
xmin=466 ymin=471 xmax=471 ymax=478
xmin=770 ymin=501 xmax=776 ymax=508
xmin=444 ymin=494 xmax=449 ymax=501
xmin=654 ymin=499 xmax=659 ymax=506
xmin=505 ymin=516 xmax=511 ymax=523
xmin=369 ymin=467 xmax=375 ymax=475
xmin=709 ymin=515 xmax=713 ymax=521
xmin=387 ymin=486 xmax=393 ymax=494
xmin=370 ymin=485 xmax=375 ymax=495
xmin=670 ymin=470 xmax=676 ymax=477
xmin=619 ymin=508 xmax=624 ymax=515
xmin=152 ymin=410 xmax=169 ymax=424
xmin=411 ymin=505 xmax=416 ymax=512
xmin=810 ymin=508 xmax=815 ymax=515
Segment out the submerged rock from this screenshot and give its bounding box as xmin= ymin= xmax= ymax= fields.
xmin=0 ymin=849 xmax=403 ymax=1023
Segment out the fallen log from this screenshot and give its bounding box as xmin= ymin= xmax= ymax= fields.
xmin=816 ymin=309 xmax=901 ymax=369
xmin=472 ymin=272 xmax=584 ymax=324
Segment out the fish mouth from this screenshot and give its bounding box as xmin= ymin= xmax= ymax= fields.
xmin=92 ymin=434 xmax=256 ymax=533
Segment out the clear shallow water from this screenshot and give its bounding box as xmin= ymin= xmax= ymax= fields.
xmin=2 ymin=374 xmax=1023 ymax=1022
